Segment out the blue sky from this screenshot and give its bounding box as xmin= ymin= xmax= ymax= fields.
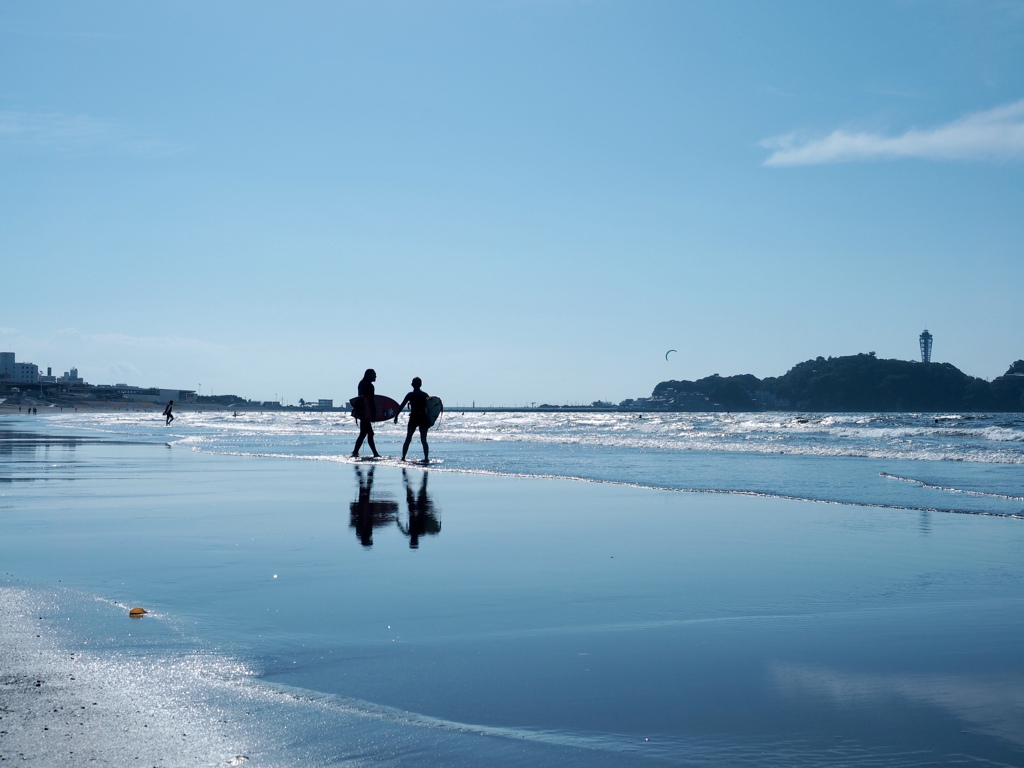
xmin=2 ymin=1 xmax=1022 ymax=406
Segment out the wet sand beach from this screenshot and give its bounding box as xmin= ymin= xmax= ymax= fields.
xmin=2 ymin=416 xmax=1024 ymax=766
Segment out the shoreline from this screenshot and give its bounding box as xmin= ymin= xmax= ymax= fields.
xmin=6 ymin=401 xmax=1021 ymax=416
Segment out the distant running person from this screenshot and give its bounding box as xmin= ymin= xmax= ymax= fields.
xmin=395 ymin=377 xmax=430 ymax=462
xmin=352 ymin=369 xmax=381 ymax=458
xmin=163 ymin=400 xmax=174 ymax=426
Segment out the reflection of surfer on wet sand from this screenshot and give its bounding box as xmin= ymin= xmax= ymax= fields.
xmin=349 ymin=465 xmax=398 ymax=548
xmin=399 ymin=468 xmax=441 ymax=549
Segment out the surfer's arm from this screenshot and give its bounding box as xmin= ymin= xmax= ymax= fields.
xmin=394 ymin=394 xmax=410 ymax=423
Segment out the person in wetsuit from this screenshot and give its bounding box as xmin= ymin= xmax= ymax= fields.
xmin=351 ymin=368 xmax=381 ymax=458
xmin=395 ymin=376 xmax=430 ymax=462
xmin=163 ymin=400 xmax=174 ymax=425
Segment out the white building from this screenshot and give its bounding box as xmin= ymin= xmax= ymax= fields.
xmin=13 ymin=362 xmax=39 ymax=384
xmin=0 ymin=352 xmax=40 ymax=385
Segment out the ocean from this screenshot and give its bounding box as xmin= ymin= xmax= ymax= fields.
xmin=3 ymin=410 xmax=1023 ymax=766
xmin=38 ymin=409 xmax=1024 ymax=517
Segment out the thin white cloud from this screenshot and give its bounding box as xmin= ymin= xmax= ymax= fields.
xmin=11 ymin=329 xmax=241 ymax=388
xmin=772 ymin=662 xmax=1024 ymax=747
xmin=762 ymin=100 xmax=1024 ymax=166
xmin=0 ymin=110 xmax=181 ymax=156
xmin=54 ymin=328 xmax=225 ymax=355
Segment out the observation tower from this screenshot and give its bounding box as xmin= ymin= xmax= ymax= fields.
xmin=919 ymin=329 xmax=933 ymax=364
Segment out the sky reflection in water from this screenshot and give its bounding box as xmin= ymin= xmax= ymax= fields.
xmin=2 ymin=417 xmax=1024 ymax=765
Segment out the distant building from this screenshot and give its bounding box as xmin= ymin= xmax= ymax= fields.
xmin=60 ymin=367 xmax=85 ymax=385
xmin=112 ymin=386 xmax=193 ymax=404
xmin=919 ymin=330 xmax=933 ymax=364
xmin=753 ymin=390 xmax=790 ymax=410
xmin=318 ymin=399 xmax=334 ymax=409
xmin=15 ymin=362 xmax=39 ymax=384
xmin=0 ymin=352 xmax=40 ymax=385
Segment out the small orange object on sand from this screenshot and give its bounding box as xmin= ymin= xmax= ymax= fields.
xmin=129 ymin=607 xmax=148 ymax=617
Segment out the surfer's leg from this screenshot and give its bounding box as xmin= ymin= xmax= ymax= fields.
xmin=366 ymin=423 xmax=380 ymax=457
xmin=419 ymin=425 xmax=429 ymax=462
xmin=353 ymin=421 xmax=368 ymax=456
xmin=402 ymin=422 xmax=416 ymax=460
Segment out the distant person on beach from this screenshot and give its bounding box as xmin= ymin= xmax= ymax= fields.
xmin=163 ymin=400 xmax=174 ymax=426
xmin=395 ymin=377 xmax=430 ymax=463
xmin=352 ymin=369 xmax=380 ymax=458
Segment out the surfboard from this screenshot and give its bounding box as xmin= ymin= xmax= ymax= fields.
xmin=349 ymin=395 xmax=400 ymax=422
xmin=425 ymin=396 xmax=443 ymax=427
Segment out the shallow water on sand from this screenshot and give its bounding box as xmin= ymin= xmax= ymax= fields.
xmin=2 ymin=416 xmax=1024 ymax=766
xmin=32 ymin=409 xmax=1024 ymax=517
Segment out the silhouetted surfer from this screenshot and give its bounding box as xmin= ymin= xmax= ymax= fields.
xmin=163 ymin=399 xmax=174 ymax=426
xmin=395 ymin=377 xmax=429 ymax=462
xmin=352 ymin=368 xmax=381 ymax=458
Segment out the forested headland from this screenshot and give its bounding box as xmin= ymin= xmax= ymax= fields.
xmin=637 ymin=354 xmax=1024 ymax=412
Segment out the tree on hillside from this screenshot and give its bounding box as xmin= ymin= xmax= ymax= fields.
xmin=707 ymin=380 xmax=754 ymax=411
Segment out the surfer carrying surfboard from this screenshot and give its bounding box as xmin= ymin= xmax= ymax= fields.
xmin=163 ymin=399 xmax=174 ymax=426
xmin=395 ymin=377 xmax=433 ymax=463
xmin=351 ymin=369 xmax=381 ymax=459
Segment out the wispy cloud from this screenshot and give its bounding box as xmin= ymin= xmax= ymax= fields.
xmin=762 ymin=100 xmax=1024 ymax=166
xmin=0 ymin=110 xmax=181 ymax=156
xmin=53 ymin=328 xmax=225 ymax=355
xmin=11 ymin=329 xmax=241 ymax=388
xmin=772 ymin=662 xmax=1024 ymax=747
